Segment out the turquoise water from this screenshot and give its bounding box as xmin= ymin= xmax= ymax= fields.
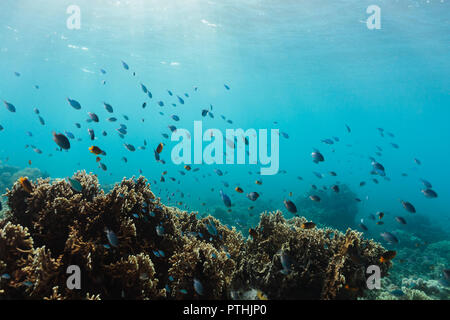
xmin=0 ymin=0 xmax=449 ymax=295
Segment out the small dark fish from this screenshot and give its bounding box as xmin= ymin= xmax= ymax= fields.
xmin=281 ymin=132 xmax=289 ymax=139
xmin=214 ymin=169 xmax=223 ymax=176
xmin=421 ymin=189 xmax=438 ymax=199
xmin=3 ymin=100 xmax=16 ymax=112
xmin=88 ymin=128 xmax=95 ymax=140
xmin=67 ymin=98 xmax=81 ymax=110
xmin=395 ymin=216 xmax=407 ymax=225
xmin=121 ymin=60 xmax=129 ymax=70
xmin=123 ymin=115 xmax=129 ymax=120
xmin=158 ymin=101 xmax=164 ymax=107
xmin=100 ymin=69 xmax=107 ymax=74
xmin=142 ymin=102 xmax=147 ymax=109
xmin=224 ymin=84 xmax=230 ymax=90
xmin=167 ymin=90 xmax=173 ymax=96
xmin=247 ymin=192 xmax=259 ymax=201
xmin=284 ymin=200 xmax=297 ymax=214
xmin=124 ymin=144 xmax=136 ymax=152
xmin=414 ymin=158 xmax=421 ymax=165
xmin=345 ymin=124 xmax=351 ymax=133
xmin=401 ymin=201 xmax=416 ymax=213
xmin=75 ymin=123 xmax=81 ymax=128
xmin=177 ymin=96 xmax=184 ymax=104
xmin=107 ymin=117 xmax=117 ymax=122
xmin=309 ymin=195 xmax=320 ymax=202
xmin=171 ymin=115 xmax=180 ymax=121
xmin=103 ymin=103 xmax=114 ymax=113
xmin=220 ymin=190 xmax=232 ymax=207
xmin=33 ymin=108 xmax=40 ymax=114
xmin=88 ymin=112 xmax=99 ymax=122
xmin=52 ymin=132 xmax=70 ymax=150
xmin=420 ymin=178 xmax=432 ymax=189
xmin=99 ymin=163 xmax=107 ymax=171
xmin=141 ymin=83 xmax=148 ymax=94
xmin=202 ymin=109 xmax=209 ymax=117
xmin=391 ymin=143 xmax=399 ymax=149
xmin=331 ymin=185 xmax=340 ymax=193
xmin=359 ymin=222 xmax=368 ymax=231
xmin=380 ymin=232 xmax=398 ymax=244
xmin=311 ymin=150 xmax=324 ymax=163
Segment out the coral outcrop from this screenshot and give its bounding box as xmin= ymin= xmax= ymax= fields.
xmin=0 ymin=171 xmax=391 ymax=300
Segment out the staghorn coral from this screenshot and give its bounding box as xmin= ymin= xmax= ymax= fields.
xmin=233 ymin=211 xmax=391 ymax=300
xmin=0 ymin=171 xmax=391 ymax=300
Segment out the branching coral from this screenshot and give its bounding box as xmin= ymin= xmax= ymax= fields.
xmin=233 ymin=211 xmax=391 ymax=300
xmin=0 ymin=171 xmax=391 ymax=300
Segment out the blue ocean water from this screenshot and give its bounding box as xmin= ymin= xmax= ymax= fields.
xmin=0 ymin=0 xmax=449 ymax=281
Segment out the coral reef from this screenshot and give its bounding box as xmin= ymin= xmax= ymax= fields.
xmin=232 ymin=211 xmax=391 ymax=300
xmin=0 ymin=171 xmax=391 ymax=300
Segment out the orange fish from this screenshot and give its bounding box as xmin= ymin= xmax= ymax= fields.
xmin=379 ymin=250 xmax=396 ymax=263
xmin=235 ymin=187 xmax=244 ymax=193
xmin=89 ymin=146 xmax=103 ymax=155
xmin=19 ymin=177 xmax=33 ymax=193
xmin=184 ymin=165 xmax=191 ymax=171
xmin=156 ymin=143 xmax=164 ymax=154
xmin=301 ymin=222 xmax=316 ymax=229
xmin=96 ymin=157 xmax=101 ymax=162
xmin=255 ymin=180 xmax=262 ymax=185
xmin=28 ymin=160 xmax=32 ymax=165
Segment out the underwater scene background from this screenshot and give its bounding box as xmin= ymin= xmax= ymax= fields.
xmin=0 ymin=0 xmax=449 ymax=300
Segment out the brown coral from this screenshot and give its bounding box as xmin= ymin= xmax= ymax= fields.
xmin=0 ymin=172 xmax=391 ymax=300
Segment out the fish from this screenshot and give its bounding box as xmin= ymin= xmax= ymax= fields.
xmin=311 ymin=150 xmax=324 ymax=163
xmin=301 ymin=222 xmax=316 ymax=229
xmin=377 ymin=212 xmax=384 ymax=220
xmin=331 ymin=185 xmax=340 ymax=193
xmin=201 ymin=109 xmax=209 ymax=117
xmin=107 ymin=117 xmax=117 ymax=122
xmin=88 ymin=128 xmax=95 ymax=140
xmin=105 ymin=229 xmax=118 ymax=247
xmin=420 ymin=178 xmax=432 ymax=189
xmin=284 ymin=200 xmax=297 ymax=214
xmin=177 ymin=96 xmax=184 ymax=104
xmin=220 ymin=190 xmax=232 ymax=207
xmin=88 ymin=112 xmax=99 ymax=122
xmin=156 ymin=143 xmax=164 ymax=154
xmin=379 ymin=250 xmax=397 ymax=263
xmin=224 ymin=84 xmax=230 ymax=90
xmin=421 ymin=189 xmax=438 ymax=199
xmin=99 ymin=163 xmax=107 ymax=171
xmin=3 ymin=100 xmax=16 ymax=112
xmin=140 ymin=83 xmax=148 ymax=93
xmin=309 ymin=195 xmax=320 ymax=202
xmin=380 ymin=232 xmax=399 ymax=244
xmin=401 ymin=201 xmax=416 ymax=213
xmin=193 ymin=278 xmax=204 ymax=295
xmin=103 ymin=103 xmax=114 ymax=113
xmin=19 ymin=177 xmax=33 ymax=193
xmin=235 ymin=187 xmax=244 ymax=193
xmin=171 ymin=115 xmax=180 ymax=121
xmin=38 ymin=116 xmax=45 ymax=125
xmin=279 ymin=251 xmax=292 ymax=275
xmin=67 ymin=98 xmax=81 ymax=110
xmin=121 ymin=60 xmax=129 ymax=70
xmin=124 ymin=144 xmax=136 ymax=152
xmin=214 ymin=169 xmax=223 ymax=176
xmin=359 ymin=222 xmax=368 ymax=231
xmin=345 ymin=124 xmax=351 ymax=133
xmin=67 ymin=177 xmax=82 ymax=192
xmin=89 ymin=146 xmax=104 ymax=155
xmin=247 ymin=192 xmax=259 ymax=201
xmin=395 ymin=216 xmax=407 ymax=225
xmin=52 ymin=132 xmax=70 ymax=150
